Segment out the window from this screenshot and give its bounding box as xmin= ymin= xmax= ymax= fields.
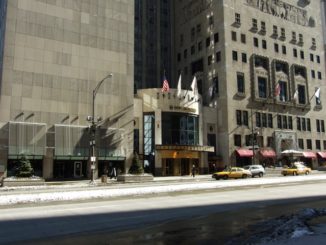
xmin=256 ymin=112 xmax=261 ymax=128
xmin=273 ymin=25 xmax=278 ymax=36
xmin=318 ymin=72 xmax=322 ymax=80
xmin=298 ymin=85 xmax=306 ymax=104
xmin=243 ymin=111 xmax=248 ymax=126
xmin=316 ymin=140 xmax=321 ymax=150
xmin=216 ymin=51 xmax=221 ymax=62
xmin=310 ymin=53 xmax=314 ymax=62
xmin=324 ymin=140 xmax=326 ymax=150
xmin=206 ymin=37 xmax=211 ymax=47
xmin=302 ymin=118 xmax=306 ymax=131
xmin=237 ymin=72 xmax=245 ymax=93
xmin=268 ymin=114 xmax=273 ymax=128
xmin=208 ymin=55 xmax=212 ymax=65
xmin=312 ymin=38 xmax=316 ymax=47
xmin=234 ymin=134 xmax=241 ymax=147
xmin=235 ymin=13 xmax=241 ymax=24
xmin=274 ymin=43 xmax=279 ymax=53
xmin=214 ymin=32 xmax=219 ymax=43
xmin=231 ymin=31 xmax=237 ymax=41
xmin=297 ymin=117 xmax=301 ymax=131
xmin=288 ymin=116 xmax=293 ymax=129
xmin=282 ymin=45 xmax=286 ymax=54
xmin=262 ymin=40 xmax=267 ymax=49
xmin=298 ymin=34 xmax=303 ymax=44
xmin=292 ymin=31 xmax=296 ymax=41
xmin=213 ymin=76 xmax=219 ymax=95
xmin=191 ymin=27 xmax=195 ymax=41
xmin=191 ymin=45 xmax=195 ymax=55
xmin=241 ymin=34 xmax=246 ymax=43
xmin=321 ymin=120 xmax=325 ymax=132
xmin=307 ymin=118 xmax=311 ymax=131
xmin=298 ymin=139 xmax=304 ymax=149
xmin=196 ymin=24 xmax=201 ymax=33
xmin=262 ymin=113 xmax=267 ymax=127
xmin=267 ymin=137 xmax=274 ymax=147
xmin=300 ymin=50 xmax=304 ymax=59
xmin=293 ymin=48 xmax=297 ymax=57
xmin=242 ymin=53 xmax=247 ymax=63
xmin=258 ymin=77 xmax=267 ymax=98
xmin=282 ymin=115 xmax=288 ymax=129
xmin=307 ymin=139 xmax=312 ymax=150
xmin=180 ymin=34 xmax=184 ymax=47
xmin=177 ymin=53 xmax=181 ymax=62
xmin=184 ymin=49 xmax=187 ymax=59
xmin=252 ymin=18 xmax=257 ymax=29
xmin=198 ymin=41 xmax=202 ymax=52
xmin=232 ymin=50 xmax=238 ymax=61
xmin=253 ymin=37 xmax=259 ymax=47
xmin=311 ymin=70 xmax=315 ymax=79
xmin=317 ymin=119 xmax=320 ymax=132
xmin=277 ymin=115 xmax=282 ymax=129
xmin=279 ymin=81 xmax=288 ymax=102
xmin=236 ymin=110 xmax=242 ymax=125
xmin=261 ymin=21 xmax=266 ymax=32
xmin=208 ymin=16 xmax=214 ymax=26
xmin=281 ymin=28 xmax=285 ymax=38
xmin=317 ymin=55 xmax=320 ymax=63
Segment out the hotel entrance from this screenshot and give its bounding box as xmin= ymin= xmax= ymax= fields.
xmin=162 ymin=158 xmax=196 ymax=176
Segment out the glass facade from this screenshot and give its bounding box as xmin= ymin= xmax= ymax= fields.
xmin=162 ymin=112 xmax=199 ymax=145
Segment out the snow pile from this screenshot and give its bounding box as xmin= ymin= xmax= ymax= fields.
xmin=227 ymin=208 xmax=326 ymax=244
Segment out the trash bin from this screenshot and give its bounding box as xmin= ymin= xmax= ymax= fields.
xmin=101 ymin=175 xmax=108 ymax=183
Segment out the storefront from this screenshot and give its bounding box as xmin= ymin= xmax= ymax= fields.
xmin=317 ymin=152 xmax=326 ymax=166
xmin=301 ymin=151 xmax=317 ymax=169
xmin=235 ymin=148 xmax=253 ymax=166
xmin=258 ymin=148 xmax=276 ymax=167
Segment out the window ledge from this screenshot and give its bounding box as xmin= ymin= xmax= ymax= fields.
xmin=235 ymin=92 xmax=246 ymax=98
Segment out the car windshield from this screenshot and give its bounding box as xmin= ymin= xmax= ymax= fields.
xmin=243 ymin=166 xmax=250 ymax=170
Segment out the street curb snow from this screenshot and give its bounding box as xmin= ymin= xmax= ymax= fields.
xmin=1 ymin=175 xmax=326 ymax=206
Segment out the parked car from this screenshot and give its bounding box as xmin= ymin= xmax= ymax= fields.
xmin=281 ymin=163 xmax=311 ymax=176
xmin=212 ymin=167 xmax=252 ymax=180
xmin=243 ymin=165 xmax=265 ymax=178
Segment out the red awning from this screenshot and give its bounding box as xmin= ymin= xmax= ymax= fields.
xmin=260 ymin=149 xmax=276 ymax=158
xmin=236 ymin=149 xmax=253 ymax=157
xmin=317 ymin=152 xmax=326 ymax=159
xmin=302 ymin=152 xmax=316 ymax=159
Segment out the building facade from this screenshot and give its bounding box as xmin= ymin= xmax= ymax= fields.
xmin=174 ymin=0 xmax=326 ymax=169
xmin=134 ymin=0 xmax=174 ymax=91
xmin=134 ymin=88 xmax=214 ymax=176
xmin=0 ymin=0 xmax=134 ymax=180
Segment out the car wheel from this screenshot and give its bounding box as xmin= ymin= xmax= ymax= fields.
xmin=223 ymin=175 xmax=228 ymax=180
xmin=305 ymin=171 xmax=309 ymax=175
xmin=215 ymin=176 xmax=220 ymax=180
xmin=283 ymin=173 xmax=287 ymax=176
xmin=242 ymin=174 xmax=247 ymax=179
xmin=293 ymin=172 xmax=297 ymax=176
xmin=258 ymin=172 xmax=263 ymax=178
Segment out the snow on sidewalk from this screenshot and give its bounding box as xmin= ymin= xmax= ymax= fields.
xmin=1 ymin=175 xmax=326 ymax=205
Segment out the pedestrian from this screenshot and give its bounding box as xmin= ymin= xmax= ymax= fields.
xmin=110 ymin=167 xmax=117 ymax=179
xmin=192 ymin=164 xmax=196 ymax=178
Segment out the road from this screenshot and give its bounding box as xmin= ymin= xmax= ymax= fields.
xmin=0 ymin=179 xmax=326 ymax=244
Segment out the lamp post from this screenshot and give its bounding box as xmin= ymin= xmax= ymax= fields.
xmin=87 ymin=73 xmax=113 ymax=184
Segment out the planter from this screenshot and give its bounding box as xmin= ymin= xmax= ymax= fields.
xmin=2 ymin=177 xmax=45 ymax=187
xmin=117 ymin=174 xmax=154 ymax=183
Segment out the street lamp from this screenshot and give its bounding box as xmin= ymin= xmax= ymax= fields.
xmin=87 ymin=73 xmax=113 ymax=184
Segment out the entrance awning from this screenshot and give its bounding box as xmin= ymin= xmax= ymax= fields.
xmin=302 ymin=152 xmax=316 ymax=159
xmin=317 ymin=152 xmax=326 ymax=159
xmin=236 ymin=148 xmax=253 ymax=157
xmin=259 ymin=149 xmax=276 ymax=158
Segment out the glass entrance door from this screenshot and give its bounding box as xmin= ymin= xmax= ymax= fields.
xmin=74 ymin=161 xmax=82 ymax=177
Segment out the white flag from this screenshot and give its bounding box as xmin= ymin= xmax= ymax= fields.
xmin=315 ymin=87 xmax=321 ymax=99
xmin=177 ymin=74 xmax=182 ymax=98
xmin=191 ymin=76 xmax=198 ymax=100
xmin=293 ymin=89 xmax=298 ymax=101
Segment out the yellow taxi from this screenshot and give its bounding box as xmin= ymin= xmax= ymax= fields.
xmin=281 ymin=162 xmax=311 ymax=176
xmin=212 ymin=167 xmax=252 ymax=180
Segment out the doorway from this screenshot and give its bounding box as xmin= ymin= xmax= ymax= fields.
xmin=74 ymin=161 xmax=83 ymax=177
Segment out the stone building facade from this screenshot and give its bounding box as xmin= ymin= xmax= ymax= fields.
xmin=0 ymin=0 xmax=134 ymax=180
xmin=174 ymin=0 xmax=326 ymax=168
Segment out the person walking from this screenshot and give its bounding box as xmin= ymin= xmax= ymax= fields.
xmin=191 ymin=164 xmax=196 ymax=178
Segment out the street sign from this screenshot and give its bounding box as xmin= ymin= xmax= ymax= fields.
xmin=91 ymin=164 xmax=95 ymax=170
xmin=91 ymin=156 xmax=96 ymax=162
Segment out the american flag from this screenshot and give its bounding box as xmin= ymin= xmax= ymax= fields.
xmin=161 ymin=75 xmax=170 ymax=92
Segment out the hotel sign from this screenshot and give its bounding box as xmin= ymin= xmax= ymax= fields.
xmin=156 ymin=145 xmax=215 ymax=152
xmin=169 ymin=105 xmax=196 ymax=113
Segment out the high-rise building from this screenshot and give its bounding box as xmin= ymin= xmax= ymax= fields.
xmin=134 ymin=0 xmax=174 ymax=91
xmin=174 ymin=0 xmax=326 ymax=168
xmin=0 ymin=0 xmax=134 ymax=180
